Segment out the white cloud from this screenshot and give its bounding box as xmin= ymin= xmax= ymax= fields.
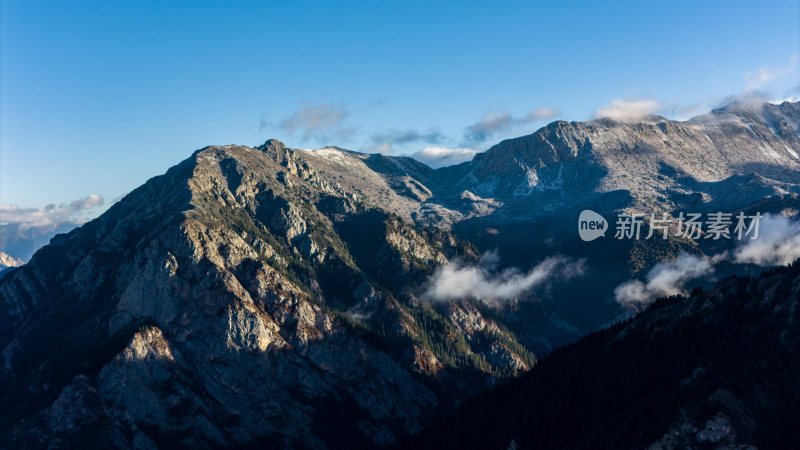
xmin=277 ymin=101 xmax=357 ymax=143
xmin=769 ymin=95 xmax=800 ymax=105
xmin=613 ymin=215 xmax=800 ymax=309
xmin=715 ymin=91 xmax=773 ymax=112
xmin=594 ymin=99 xmax=662 ymax=121
xmin=663 ymin=90 xmax=797 ymax=122
xmin=745 ymin=53 xmax=799 ymax=91
xmin=734 ymin=214 xmax=800 ymax=266
xmin=424 ymin=253 xmax=586 ymax=305
xmin=614 ymin=253 xmax=712 ymax=308
xmin=0 ymin=194 xmax=104 ymax=232
xmin=368 ymin=128 xmax=445 ymax=153
xmin=463 ymin=107 xmax=559 ymax=144
xmin=524 ymin=107 xmax=560 ymax=122
xmin=746 ymin=68 xmax=780 ymax=90
xmin=411 ymin=146 xmax=479 ymax=168
xmin=662 ymin=101 xmax=710 ymax=121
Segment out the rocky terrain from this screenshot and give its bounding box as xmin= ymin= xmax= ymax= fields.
xmin=401 ymin=260 xmax=800 ymax=449
xmin=0 ymin=100 xmax=798 ymax=448
xmin=0 ymin=141 xmax=533 ymax=449
xmin=0 ymin=251 xmax=23 ymax=276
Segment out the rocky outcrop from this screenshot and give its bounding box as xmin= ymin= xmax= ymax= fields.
xmin=0 ymin=251 xmax=23 ymax=272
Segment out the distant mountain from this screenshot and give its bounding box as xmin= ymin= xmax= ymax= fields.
xmin=0 ymin=251 xmax=24 ymax=276
xmin=438 ymin=100 xmax=800 ymax=207
xmin=401 ymin=260 xmax=800 ymax=449
xmin=426 ymin=100 xmax=800 ymax=350
xmin=429 ymin=100 xmax=800 ymax=267
xmin=0 ymin=222 xmax=76 ymax=262
xmin=0 ymin=101 xmax=798 ymax=448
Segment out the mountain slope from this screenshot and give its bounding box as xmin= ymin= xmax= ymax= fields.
xmin=400 ymin=260 xmax=800 ymax=449
xmin=0 ymin=142 xmax=533 ymax=449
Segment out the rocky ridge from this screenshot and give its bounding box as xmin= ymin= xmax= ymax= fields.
xmin=0 ymin=141 xmax=532 ymax=449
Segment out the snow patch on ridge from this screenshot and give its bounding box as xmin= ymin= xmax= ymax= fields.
xmin=785 ymin=145 xmax=799 ymax=159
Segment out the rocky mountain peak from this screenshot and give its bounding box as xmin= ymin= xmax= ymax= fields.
xmin=471 ymin=120 xmax=592 ymax=171
xmin=0 ymin=251 xmax=24 ymax=271
xmin=0 ymin=136 xmax=536 ymax=448
xmin=260 ymin=138 xmax=288 ymax=152
xmin=436 ymin=101 xmax=800 ymax=211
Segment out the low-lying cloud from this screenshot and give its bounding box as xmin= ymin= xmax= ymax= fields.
xmin=734 ymin=213 xmax=800 ymax=266
xmin=594 ymin=99 xmax=662 ymax=122
xmin=411 ymin=146 xmax=478 ymax=168
xmin=424 ymin=253 xmax=586 ymax=305
xmin=463 ymin=107 xmax=559 ymax=144
xmin=614 ymin=253 xmax=712 ymax=307
xmin=0 ymin=194 xmax=104 ymax=232
xmin=613 ymin=214 xmax=800 ymax=309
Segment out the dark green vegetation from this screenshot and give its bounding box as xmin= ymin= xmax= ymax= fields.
xmin=400 ymin=261 xmax=800 ymax=449
xmin=198 ymin=177 xmax=535 ymax=379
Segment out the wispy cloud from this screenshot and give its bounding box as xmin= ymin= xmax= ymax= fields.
xmin=614 ymin=253 xmax=712 ymax=308
xmin=770 ymin=94 xmax=800 ymax=105
xmin=659 ymin=55 xmax=800 ymax=119
xmin=274 ymin=101 xmax=357 ymax=144
xmin=0 ymin=194 xmax=104 ymax=232
xmin=745 ymin=53 xmax=799 ymax=92
xmin=463 ymin=107 xmax=559 ymax=145
xmin=594 ymin=99 xmax=661 ymax=121
xmin=411 ymin=146 xmax=478 ymax=168
xmin=424 ymin=252 xmax=586 ymax=305
xmin=369 ymin=128 xmax=445 ymax=153
xmin=734 ymin=214 xmax=800 ymax=266
xmin=774 ymin=83 xmax=800 ymax=104
xmin=713 ymin=90 xmax=773 ymax=112
xmin=661 ymin=100 xmax=710 ymax=121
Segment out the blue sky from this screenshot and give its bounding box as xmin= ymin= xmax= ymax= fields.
xmin=1 ymin=0 xmax=798 ymax=213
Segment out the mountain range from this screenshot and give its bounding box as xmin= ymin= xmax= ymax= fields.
xmin=1 ymin=100 xmax=799 ymax=448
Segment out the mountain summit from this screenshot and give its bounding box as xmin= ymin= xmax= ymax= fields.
xmin=0 ymin=138 xmax=533 ymax=448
